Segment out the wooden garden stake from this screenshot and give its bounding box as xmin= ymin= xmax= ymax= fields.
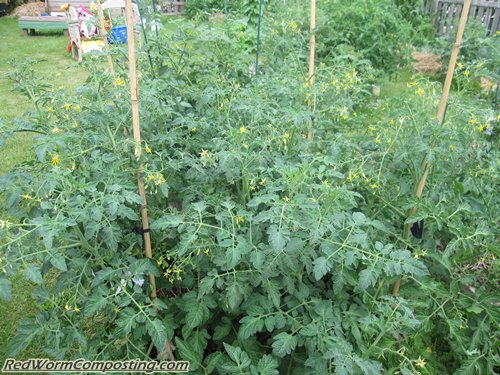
xmin=307 ymin=0 xmax=316 ymax=142
xmin=392 ymin=0 xmax=472 ymax=297
xmin=96 ymin=0 xmax=114 ymax=75
xmin=125 ymin=0 xmax=157 ymax=300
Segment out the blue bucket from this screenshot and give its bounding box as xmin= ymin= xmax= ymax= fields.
xmin=108 ymin=25 xmax=127 ymax=44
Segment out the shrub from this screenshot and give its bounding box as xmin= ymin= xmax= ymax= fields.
xmin=317 ymin=0 xmax=413 ymax=73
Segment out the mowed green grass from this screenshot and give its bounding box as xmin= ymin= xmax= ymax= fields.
xmin=0 ymin=17 xmax=87 ymax=175
xmin=0 ymin=16 xmax=88 ymax=363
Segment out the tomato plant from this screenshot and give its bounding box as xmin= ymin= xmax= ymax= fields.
xmin=1 ymin=4 xmax=498 ymax=374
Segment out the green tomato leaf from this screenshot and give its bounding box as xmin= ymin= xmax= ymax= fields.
xmin=223 ymin=343 xmax=251 ymax=368
xmin=255 ymin=355 xmax=279 ymax=375
xmin=50 ymin=253 xmax=67 ymax=271
xmin=151 ymin=214 xmax=184 ymax=230
xmin=147 ymin=318 xmax=168 ymax=350
xmin=23 ymin=264 xmax=43 ymax=284
xmin=272 ymin=332 xmax=298 ymax=357
xmin=175 ymin=337 xmax=202 ymax=370
xmin=238 ymin=315 xmax=264 ymax=339
xmin=0 ymin=278 xmax=13 ymax=301
xmin=313 ymin=256 xmax=330 ymax=280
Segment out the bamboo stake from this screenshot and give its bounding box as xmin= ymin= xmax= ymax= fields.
xmin=392 ymin=0 xmax=472 ymax=297
xmin=125 ymin=0 xmax=157 ymax=300
xmin=96 ymin=0 xmax=114 ymax=75
xmin=307 ymin=0 xmax=316 ymax=142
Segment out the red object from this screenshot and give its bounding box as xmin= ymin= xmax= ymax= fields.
xmin=67 ymin=39 xmax=72 ymax=52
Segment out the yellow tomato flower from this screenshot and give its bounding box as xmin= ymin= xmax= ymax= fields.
xmin=200 ymin=149 xmax=210 ymax=158
xmin=370 ymin=183 xmax=377 ymax=190
xmin=415 ymin=356 xmax=426 ymax=369
xmin=73 ymin=306 xmax=81 ymax=313
xmin=347 ymin=172 xmax=358 ymax=182
xmin=63 ymin=103 xmax=72 ymax=111
xmin=51 ymin=127 xmax=61 ymax=134
xmin=191 ymin=127 xmax=197 ymax=133
xmin=114 ymin=77 xmax=125 ymax=86
xmin=153 ymin=172 xmax=165 ymax=186
xmin=283 ymin=196 xmax=290 ymax=203
xmin=73 ymin=104 xmax=81 ymax=112
xmin=416 ymin=87 xmax=425 ymax=96
xmin=457 ymin=61 xmax=464 ymax=69
xmin=375 ymin=136 xmax=381 ymax=144
xmin=64 ymin=303 xmax=71 ymax=311
xmin=145 ymin=145 xmax=152 ymax=154
xmin=259 ymin=178 xmax=266 ymax=186
xmin=204 ymin=248 xmax=210 ymax=255
xmin=407 ymin=81 xmax=417 ymax=87
xmin=235 ymin=215 xmax=245 ymax=225
xmin=463 ymin=70 xmax=471 ymax=77
xmin=51 ymin=154 xmax=61 ymax=167
xmin=240 ymin=126 xmax=247 ymax=134
xmin=72 ymin=121 xmax=78 ymax=128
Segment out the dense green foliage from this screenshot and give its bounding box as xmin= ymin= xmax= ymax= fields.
xmin=315 ymin=0 xmax=412 ymax=73
xmin=1 ymin=2 xmax=499 ymax=374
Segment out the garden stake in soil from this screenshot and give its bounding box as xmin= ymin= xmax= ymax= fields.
xmin=96 ymin=0 xmax=114 ymax=76
xmin=125 ymin=0 xmax=157 ymax=300
xmin=392 ymin=0 xmax=472 ymax=297
xmin=307 ymin=0 xmax=316 ymax=142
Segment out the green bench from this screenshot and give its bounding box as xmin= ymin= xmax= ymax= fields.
xmin=18 ymin=16 xmax=69 ymax=36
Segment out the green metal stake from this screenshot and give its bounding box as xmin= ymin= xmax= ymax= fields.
xmin=223 ymin=0 xmax=229 ymax=38
xmin=254 ymin=0 xmax=264 ymax=75
xmin=135 ymin=0 xmax=155 ymax=75
xmin=151 ymin=0 xmax=159 ymax=38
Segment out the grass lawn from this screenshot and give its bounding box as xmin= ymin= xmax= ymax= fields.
xmin=0 ymin=17 xmax=87 ymax=175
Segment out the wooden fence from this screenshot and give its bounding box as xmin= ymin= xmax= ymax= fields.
xmin=422 ymin=0 xmax=500 ymax=35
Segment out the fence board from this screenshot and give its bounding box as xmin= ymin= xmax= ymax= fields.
xmin=439 ymin=2 xmax=450 ymax=34
xmin=428 ymin=0 xmax=500 ymax=35
xmin=491 ymin=7 xmax=500 ymax=34
xmin=484 ymin=6 xmax=494 ymax=28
